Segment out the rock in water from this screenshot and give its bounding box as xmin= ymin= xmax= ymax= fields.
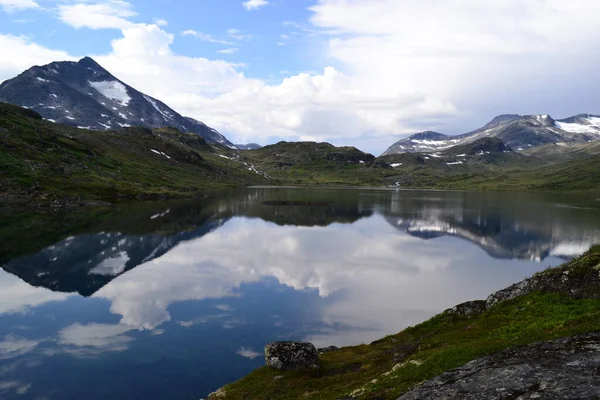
xmin=265 ymin=341 xmax=319 ymax=371
xmin=397 ymin=333 xmax=600 ymax=400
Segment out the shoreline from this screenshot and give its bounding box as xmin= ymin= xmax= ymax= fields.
xmin=208 ymin=245 xmax=600 ymax=400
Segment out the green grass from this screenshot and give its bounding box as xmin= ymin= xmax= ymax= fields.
xmin=212 ymin=248 xmax=600 ymax=400
xmin=0 ymin=102 xmax=267 ymax=205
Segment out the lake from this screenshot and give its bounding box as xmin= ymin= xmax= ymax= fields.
xmin=1 ymin=188 xmax=599 ymax=399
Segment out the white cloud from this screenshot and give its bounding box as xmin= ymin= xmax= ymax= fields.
xmin=308 ymin=0 xmax=600 ymax=139
xmin=0 ymin=335 xmax=41 ymax=360
xmin=181 ymin=29 xmax=235 ymax=45
xmin=236 ymin=347 xmax=260 ymax=359
xmin=242 ymin=0 xmax=269 ymax=11
xmin=0 ymin=0 xmax=39 ymax=12
xmin=0 ymin=271 xmax=73 ymax=314
xmin=217 ymin=48 xmax=238 ymax=55
xmin=57 ymin=0 xmax=137 ymax=30
xmin=153 ymin=18 xmax=168 ymax=27
xmin=58 ymin=323 xmax=134 ymax=351
xmin=89 ymin=215 xmax=547 ymax=345
xmin=226 ymin=28 xmax=252 ymax=41
xmin=2 ymin=0 xmax=599 ymax=153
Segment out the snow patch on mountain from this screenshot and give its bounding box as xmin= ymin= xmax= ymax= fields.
xmin=89 ymin=80 xmax=131 ymax=106
xmin=144 ymin=95 xmax=172 ymax=121
xmin=89 ymin=252 xmax=129 ymax=276
xmin=555 ymin=120 xmax=600 ymax=134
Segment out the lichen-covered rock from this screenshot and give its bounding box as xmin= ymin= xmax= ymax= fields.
xmin=397 ymin=333 xmax=600 ymax=400
xmin=486 ymin=253 xmax=600 ymax=308
xmin=444 ymin=300 xmax=487 ymax=317
xmin=265 ymin=341 xmax=319 ymax=371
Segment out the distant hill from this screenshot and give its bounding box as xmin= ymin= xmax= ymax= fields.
xmin=0 ymin=57 xmax=236 ymax=147
xmin=382 ymin=114 xmax=600 ymax=156
xmin=236 ymin=143 xmax=262 ymax=150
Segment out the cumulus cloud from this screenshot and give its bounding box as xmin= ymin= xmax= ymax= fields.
xmin=0 ymin=0 xmax=39 ymax=13
xmin=0 ymin=272 xmax=73 ymax=314
xmin=242 ymin=0 xmax=269 ymax=11
xmin=1 ymin=0 xmax=599 ymax=152
xmin=58 ymin=323 xmax=134 ymax=352
xmin=0 ymin=35 xmax=74 ymax=82
xmin=57 ymin=0 xmax=137 ymax=30
xmin=309 ymin=0 xmax=600 ymax=136
xmin=89 ymin=215 xmax=546 ymax=345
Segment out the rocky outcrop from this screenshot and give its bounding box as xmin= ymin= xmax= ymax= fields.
xmin=397 ymin=333 xmax=600 ymax=400
xmin=486 ymin=260 xmax=600 ymax=308
xmin=444 ymin=300 xmax=487 ymax=317
xmin=442 ymin=250 xmax=600 ymax=316
xmin=265 ymin=341 xmax=319 ymax=371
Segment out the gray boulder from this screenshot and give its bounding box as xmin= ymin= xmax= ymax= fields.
xmin=265 ymin=341 xmax=319 ymax=371
xmin=397 ymin=333 xmax=600 ymax=400
xmin=444 ymin=300 xmax=487 ymax=317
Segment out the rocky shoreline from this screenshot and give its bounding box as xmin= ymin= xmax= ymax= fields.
xmin=208 ymin=245 xmax=600 ymax=400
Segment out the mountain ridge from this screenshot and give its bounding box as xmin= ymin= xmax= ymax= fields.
xmin=382 ymin=113 xmax=600 ymax=156
xmin=0 ymin=57 xmax=236 ymax=147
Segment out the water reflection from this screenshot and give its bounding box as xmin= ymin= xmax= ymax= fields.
xmin=0 ymin=188 xmax=599 ymax=399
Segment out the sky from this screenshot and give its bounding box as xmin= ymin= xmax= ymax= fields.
xmin=0 ymin=0 xmax=599 ymax=154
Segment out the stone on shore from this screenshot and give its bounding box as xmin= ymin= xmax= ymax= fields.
xmin=265 ymin=341 xmax=319 ymax=371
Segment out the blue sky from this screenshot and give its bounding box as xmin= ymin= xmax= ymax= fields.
xmin=0 ymin=1 xmax=323 ymax=79
xmin=1 ymin=0 xmax=599 ymax=153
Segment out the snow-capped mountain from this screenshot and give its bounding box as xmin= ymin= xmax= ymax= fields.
xmin=382 ymin=114 xmax=600 ymax=155
xmin=236 ymin=143 xmax=262 ymax=150
xmin=0 ymin=57 xmax=236 ymax=148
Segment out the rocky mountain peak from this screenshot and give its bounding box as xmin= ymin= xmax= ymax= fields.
xmin=0 ymin=58 xmax=236 ymax=148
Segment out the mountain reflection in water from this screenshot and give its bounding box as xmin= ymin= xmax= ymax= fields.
xmin=0 ymin=188 xmax=598 ymax=400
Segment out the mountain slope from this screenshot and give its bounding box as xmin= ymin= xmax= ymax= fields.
xmin=383 ymin=114 xmax=600 ymax=156
xmin=0 ymin=57 xmax=235 ymax=147
xmin=0 ymin=102 xmax=265 ymax=206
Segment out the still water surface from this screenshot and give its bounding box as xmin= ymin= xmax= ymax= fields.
xmin=1 ymin=188 xmax=599 ymax=399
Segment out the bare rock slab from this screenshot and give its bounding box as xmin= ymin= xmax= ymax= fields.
xmin=265 ymin=341 xmax=319 ymax=371
xmin=397 ymin=333 xmax=600 ymax=400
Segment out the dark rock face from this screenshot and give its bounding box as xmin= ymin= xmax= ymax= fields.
xmin=265 ymin=341 xmax=319 ymax=371
xmin=0 ymin=57 xmax=235 ymax=147
xmin=397 ymin=333 xmax=600 ymax=400
xmin=486 ymin=262 xmax=600 ymax=308
xmin=444 ymin=300 xmax=487 ymax=317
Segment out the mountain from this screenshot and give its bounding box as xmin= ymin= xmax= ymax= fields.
xmin=0 ymin=101 xmax=267 ymax=207
xmin=0 ymin=57 xmax=236 ymax=147
xmin=382 ymin=114 xmax=600 ymax=156
xmin=236 ymin=143 xmax=262 ymax=150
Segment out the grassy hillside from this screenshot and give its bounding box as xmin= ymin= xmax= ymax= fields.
xmin=0 ymin=102 xmax=266 ymax=206
xmin=209 ymin=246 xmax=600 ymax=400
xmin=2 ymin=101 xmax=599 ymax=206
xmin=237 ymin=141 xmax=386 ymax=186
